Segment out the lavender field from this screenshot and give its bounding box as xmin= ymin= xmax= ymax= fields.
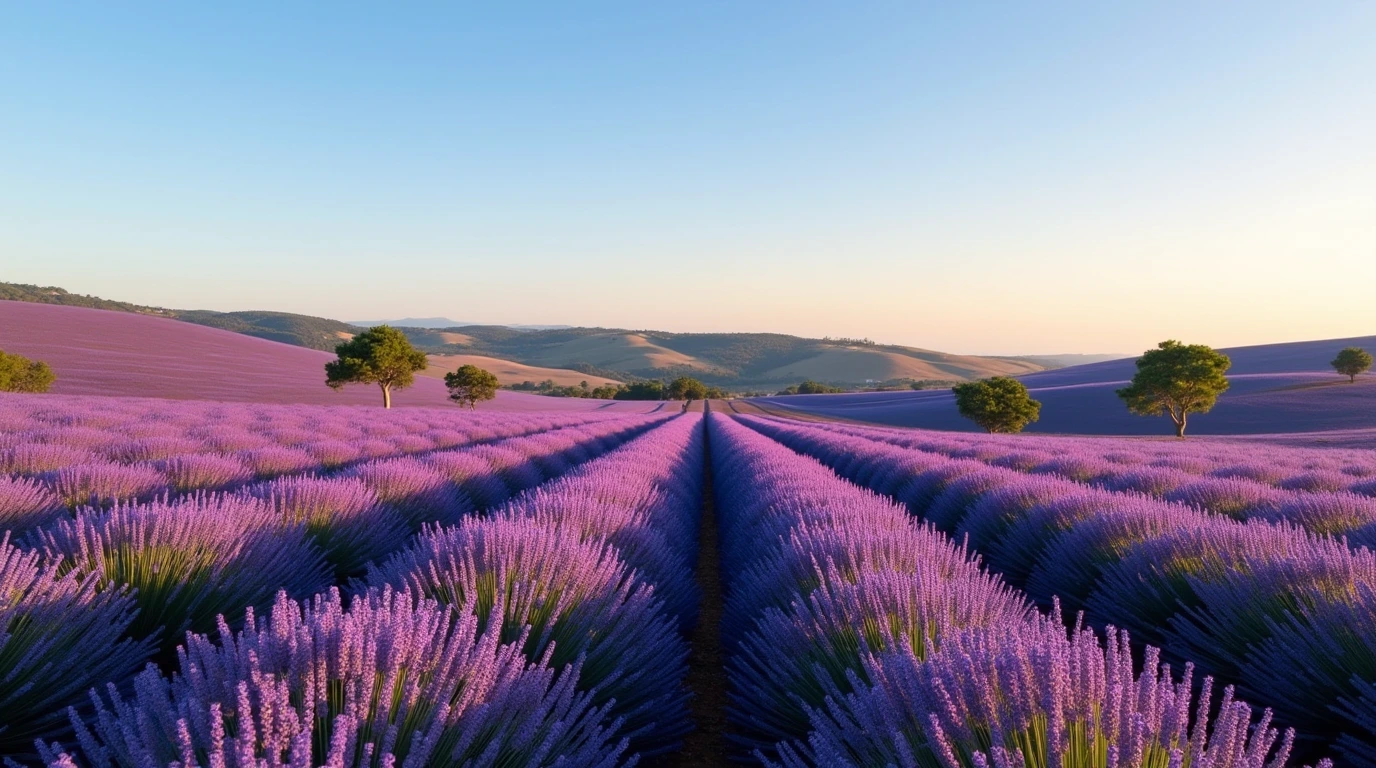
xmin=0 ymin=298 xmax=1367 ymax=766
xmin=7 ymin=2 xmax=1372 ymax=765
xmin=756 ymin=334 xmax=1376 ymax=443
xmin=3 ymin=371 xmax=1372 ymax=767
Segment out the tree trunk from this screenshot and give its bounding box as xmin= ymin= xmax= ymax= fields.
xmin=381 ymin=384 xmax=392 ymax=409
xmin=1174 ymin=415 xmax=1186 ymax=439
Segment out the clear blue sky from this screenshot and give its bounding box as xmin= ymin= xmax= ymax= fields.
xmin=2 ymin=3 xmax=1373 ymax=354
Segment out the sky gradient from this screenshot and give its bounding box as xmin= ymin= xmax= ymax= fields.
xmin=2 ymin=3 xmax=1373 ymax=355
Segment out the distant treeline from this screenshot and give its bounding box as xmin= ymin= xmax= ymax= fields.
xmin=508 ymin=376 xmax=727 ymax=401
xmin=820 ymin=336 xmax=877 ymax=347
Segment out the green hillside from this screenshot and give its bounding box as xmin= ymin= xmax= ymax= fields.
xmin=1 ymin=282 xmax=1065 ymax=387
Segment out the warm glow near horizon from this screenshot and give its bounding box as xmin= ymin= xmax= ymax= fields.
xmin=3 ymin=3 xmax=1373 ymax=356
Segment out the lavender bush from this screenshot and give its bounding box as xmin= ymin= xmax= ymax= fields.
xmin=0 ymin=535 xmax=151 ymax=758
xmin=48 ymin=588 xmax=629 ymax=768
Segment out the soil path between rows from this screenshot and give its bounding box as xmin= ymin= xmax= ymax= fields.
xmin=646 ymin=413 xmax=730 ymax=766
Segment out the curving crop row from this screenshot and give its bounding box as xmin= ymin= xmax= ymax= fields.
xmin=781 ymin=417 xmax=1376 ymax=538
xmin=740 ymin=413 xmax=1376 ymax=764
xmin=0 ymin=414 xmax=669 ymax=761
xmin=1 ymin=395 xmax=653 ymax=516
xmin=788 ymin=415 xmax=1376 ymax=486
xmin=707 ymin=411 xmax=1313 ymax=767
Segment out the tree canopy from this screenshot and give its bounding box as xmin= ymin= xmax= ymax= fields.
xmin=444 ymin=364 xmax=500 ymax=409
xmin=1332 ymin=347 xmax=1373 ymax=383
xmin=1116 ymin=340 xmax=1231 ymax=438
xmin=667 ymin=376 xmax=709 ymax=401
xmin=614 ymin=381 xmax=666 ymax=401
xmin=777 ymin=380 xmax=845 ymax=396
xmin=0 ymin=350 xmax=56 ymax=393
xmin=324 ymin=326 xmax=428 ymax=408
xmin=951 ymin=376 xmax=1041 ymax=434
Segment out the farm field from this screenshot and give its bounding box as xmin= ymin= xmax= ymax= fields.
xmin=0 ymin=302 xmax=1371 ymax=767
xmin=1 ymin=347 xmax=1369 ymax=766
xmin=757 ymin=334 xmax=1376 ymax=439
xmin=0 ymin=302 xmax=661 ymax=412
xmin=7 ymin=3 xmax=1372 ymax=766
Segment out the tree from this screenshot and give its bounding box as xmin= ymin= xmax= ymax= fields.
xmin=1332 ymin=347 xmax=1373 ymax=383
xmin=951 ymin=376 xmax=1041 ymax=434
xmin=795 ymin=380 xmax=844 ymax=395
xmin=1116 ymin=340 xmax=1231 ymax=438
xmin=444 ymin=364 xmax=499 ymax=409
xmin=324 ymin=326 xmax=427 ymax=408
xmin=590 ymin=384 xmax=622 ymax=399
xmin=614 ymin=381 xmax=666 ymax=401
xmin=0 ymin=350 xmax=56 ymax=393
xmin=667 ymin=376 xmax=709 ymax=401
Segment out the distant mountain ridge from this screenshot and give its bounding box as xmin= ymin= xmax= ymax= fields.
xmin=2 ymin=281 xmax=1113 ymax=388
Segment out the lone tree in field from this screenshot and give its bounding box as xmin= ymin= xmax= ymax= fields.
xmin=444 ymin=364 xmax=500 ymax=409
xmin=1332 ymin=347 xmax=1373 ymax=383
xmin=0 ymin=350 xmax=56 ymax=393
xmin=951 ymin=376 xmax=1042 ymax=434
xmin=1116 ymin=340 xmax=1231 ymax=438
xmin=667 ymin=376 xmax=709 ymax=402
xmin=325 ymin=326 xmax=427 ymax=409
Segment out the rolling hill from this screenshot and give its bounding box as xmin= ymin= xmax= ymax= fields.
xmin=1 ymin=282 xmax=1071 ymax=389
xmin=754 ymin=345 xmax=1042 ymax=383
xmin=0 ymin=282 xmax=359 ymax=352
xmin=0 ymin=301 xmax=657 ymax=411
xmin=420 ymin=354 xmax=622 ymax=388
xmin=754 ymin=334 xmax=1376 ymax=440
xmin=411 ymin=327 xmax=1057 ymax=389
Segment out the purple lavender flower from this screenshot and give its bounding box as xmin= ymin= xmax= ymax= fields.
xmin=0 ymin=475 xmax=66 ymax=533
xmin=155 ymin=453 xmax=253 ymax=493
xmin=954 ymin=475 xmax=1082 ymax=552
xmin=344 ymin=456 xmax=474 ymax=530
xmin=1085 ymin=520 xmax=1312 ymax=650
xmin=776 ymin=620 xmax=1311 ymax=768
xmin=1250 ymin=491 xmax=1376 ymax=536
xmin=236 ymin=445 xmax=318 ymax=478
xmin=1279 ymin=470 xmax=1358 ymax=493
xmin=1163 ymin=477 xmax=1288 ymax=519
xmin=1167 ymin=535 xmax=1376 ymax=682
xmin=731 ymin=567 xmax=1030 ymax=757
xmin=366 ymin=517 xmax=690 ymax=753
xmin=1097 ymin=465 xmax=1195 ymax=496
xmin=247 ymin=475 xmax=409 ymax=580
xmin=50 ymin=588 xmax=629 ymax=768
xmin=31 ymin=494 xmax=329 ymax=654
xmin=0 ymin=443 xmax=97 ymax=475
xmin=1024 ymin=500 xmax=1207 ymax=611
xmin=0 ymin=534 xmax=151 ymax=758
xmin=49 ymin=461 xmax=167 ymax=508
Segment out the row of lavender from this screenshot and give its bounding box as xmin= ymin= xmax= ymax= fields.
xmin=797 ymin=417 xmax=1376 ymax=481
xmin=795 ymin=418 xmax=1376 ymax=541
xmin=741 ymin=414 xmax=1376 ymax=765
xmin=42 ymin=414 xmax=707 ymax=767
xmin=0 ymin=411 xmax=671 ymax=761
xmin=707 ymin=411 xmax=1313 ymax=767
xmin=0 ymin=394 xmax=638 ymax=511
